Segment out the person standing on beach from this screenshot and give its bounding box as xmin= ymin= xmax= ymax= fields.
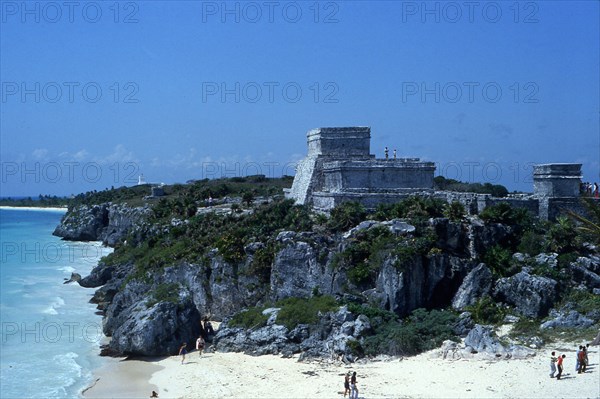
xmin=575 ymin=346 xmax=582 ymax=372
xmin=350 ymin=371 xmax=359 ymax=399
xmin=556 ymin=354 xmax=566 ymax=380
xmin=549 ymin=351 xmax=557 ymax=378
xmin=578 ymin=347 xmax=586 ymax=373
xmin=343 ymin=373 xmax=351 ymax=397
xmin=196 ymin=335 xmax=205 ymax=357
xmin=178 ymin=343 xmax=187 ymax=365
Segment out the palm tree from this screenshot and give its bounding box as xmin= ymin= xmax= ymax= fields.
xmin=567 ymin=198 xmax=600 ymax=244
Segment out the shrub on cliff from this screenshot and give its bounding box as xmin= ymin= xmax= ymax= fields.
xmin=275 ymin=295 xmax=338 ymax=330
xmin=361 ymin=308 xmax=457 ymax=356
xmin=328 ymin=202 xmax=367 ymax=232
xmin=479 ymin=202 xmax=531 ymax=226
xmin=373 ymin=196 xmax=445 ymax=222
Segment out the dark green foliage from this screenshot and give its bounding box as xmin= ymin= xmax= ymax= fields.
xmin=242 ymin=192 xmax=254 ymax=206
xmin=248 ymin=243 xmax=278 ymax=284
xmin=434 ymin=176 xmax=509 ymax=197
xmin=228 ymin=307 xmax=269 ymax=329
xmin=102 ymin=199 xmax=315 ymax=280
xmin=443 ymin=201 xmax=466 ymax=222
xmin=373 ymin=196 xmax=445 ymax=222
xmin=509 ymin=318 xmax=542 ymax=338
xmin=545 ymin=216 xmax=579 ymax=253
xmin=567 ymin=198 xmax=600 ymax=244
xmin=345 ymin=303 xmax=398 ymax=323
xmin=479 ymin=202 xmax=532 ymax=226
xmin=328 ymin=202 xmax=367 ymax=232
xmin=332 ymin=227 xmax=395 ymax=286
xmin=333 ymin=225 xmax=437 ymax=287
xmin=146 ymin=283 xmax=180 ymax=307
xmin=482 ymin=245 xmax=518 ymax=277
xmin=466 ymin=296 xmax=507 ymax=325
xmin=560 ymin=289 xmax=600 ymax=315
xmin=275 ymin=296 xmax=338 ymax=330
xmin=216 ymin=231 xmax=246 ymax=264
xmin=361 ymin=308 xmax=457 ymax=356
xmin=517 ymin=229 xmax=545 ymax=256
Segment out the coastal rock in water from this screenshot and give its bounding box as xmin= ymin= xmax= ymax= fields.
xmin=53 ymin=204 xmax=108 ymax=241
xmin=53 ymin=203 xmax=151 ymax=246
xmin=540 ymin=310 xmax=594 ymax=330
xmin=451 ymin=263 xmax=492 ymax=310
xmin=63 ymin=272 xmax=82 ymax=284
xmin=493 ymin=271 xmax=558 ymax=318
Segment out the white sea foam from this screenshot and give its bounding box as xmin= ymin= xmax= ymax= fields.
xmin=58 ymin=266 xmax=76 ymax=273
xmin=41 ymin=297 xmax=65 ymax=315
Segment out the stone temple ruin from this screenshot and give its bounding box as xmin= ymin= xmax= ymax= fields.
xmin=286 ymin=126 xmax=591 ymax=220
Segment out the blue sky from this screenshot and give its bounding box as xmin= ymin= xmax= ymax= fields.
xmin=1 ymin=0 xmax=599 ymax=196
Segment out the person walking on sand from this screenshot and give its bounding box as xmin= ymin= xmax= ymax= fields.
xmin=350 ymin=371 xmax=359 ymax=399
xmin=196 ymin=335 xmax=205 ymax=357
xmin=578 ymin=346 xmax=586 ymax=373
xmin=575 ymin=346 xmax=582 ymax=372
xmin=549 ymin=351 xmax=557 ymax=378
xmin=178 ymin=343 xmax=187 ymax=365
xmin=343 ymin=373 xmax=351 ymax=397
xmin=556 ymin=354 xmax=566 ymax=380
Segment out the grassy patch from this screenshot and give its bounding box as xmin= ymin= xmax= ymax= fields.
xmin=361 ymin=308 xmax=458 ymax=357
xmin=275 ymin=295 xmax=338 ymax=330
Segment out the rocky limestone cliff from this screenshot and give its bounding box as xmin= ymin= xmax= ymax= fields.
xmin=53 ymin=203 xmax=151 ymax=246
xmin=62 ymin=203 xmax=600 ymax=358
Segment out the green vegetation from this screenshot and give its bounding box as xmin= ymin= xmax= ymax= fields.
xmin=102 ymin=198 xmax=315 ymax=280
xmin=332 ymin=226 xmax=436 ymax=287
xmin=479 ymin=202 xmax=532 ymax=226
xmin=275 ymin=295 xmax=338 ymax=330
xmin=360 ymin=308 xmax=458 ymax=356
xmin=443 ymin=201 xmax=466 ymax=222
xmin=559 ymin=290 xmax=600 ymax=315
xmin=146 ymin=282 xmax=180 ymax=307
xmin=227 ymin=295 xmax=338 ymax=330
xmin=373 ymin=196 xmax=445 ymax=222
xmin=482 ymin=245 xmax=517 ymax=277
xmin=228 ymin=307 xmax=269 ymax=329
xmin=434 ymin=176 xmax=509 ymax=197
xmin=567 ymin=198 xmax=600 ymax=245
xmin=0 ymin=195 xmax=70 ymax=207
xmin=327 ymin=202 xmax=367 ymax=232
xmin=466 ymin=295 xmax=507 ymax=325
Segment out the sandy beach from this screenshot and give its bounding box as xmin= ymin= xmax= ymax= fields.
xmin=0 ymin=206 xmax=67 ymax=212
xmin=83 ymin=343 xmax=599 ymax=399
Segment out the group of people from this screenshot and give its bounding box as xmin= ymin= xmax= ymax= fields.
xmin=383 ymin=146 xmax=397 ymax=160
xmin=343 ymin=371 xmax=359 ymax=398
xmin=550 ymin=344 xmax=590 ymax=380
xmin=581 ymin=182 xmax=599 ymax=197
xmin=177 ymin=317 xmax=215 ymax=365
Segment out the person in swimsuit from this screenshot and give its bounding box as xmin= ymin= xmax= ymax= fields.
xmin=343 ymin=373 xmax=351 ymax=397
xmin=196 ymin=336 xmax=205 ymax=357
xmin=350 ymin=371 xmax=358 ymax=399
xmin=178 ymin=343 xmax=187 ymax=364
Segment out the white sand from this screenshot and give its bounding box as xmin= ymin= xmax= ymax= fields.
xmin=140 ymin=344 xmax=599 ymax=399
xmin=82 ymin=357 xmax=162 ymax=398
xmin=0 ymin=206 xmax=67 ymax=212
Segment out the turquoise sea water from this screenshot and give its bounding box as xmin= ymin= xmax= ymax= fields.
xmin=0 ymin=208 xmax=111 ymax=398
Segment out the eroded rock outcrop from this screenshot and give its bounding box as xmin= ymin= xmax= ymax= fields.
xmin=494 ymin=271 xmax=558 ymax=318
xmin=53 ymin=203 xmax=151 ymax=245
xmin=452 ymin=263 xmax=493 ymax=310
